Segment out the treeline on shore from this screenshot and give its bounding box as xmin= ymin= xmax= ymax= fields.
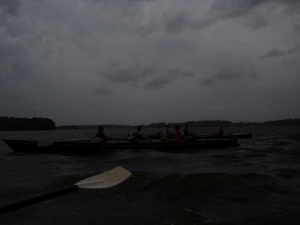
xmin=2 ymin=117 xmax=300 ymax=131
xmin=0 ymin=117 xmax=56 ymax=131
xmin=57 ymin=125 xmax=133 ymax=130
xmin=58 ymin=118 xmax=300 ymax=130
xmin=145 ymin=119 xmax=300 ymax=128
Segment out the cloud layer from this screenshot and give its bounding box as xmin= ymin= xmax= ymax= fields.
xmin=0 ymin=0 xmax=300 ymax=125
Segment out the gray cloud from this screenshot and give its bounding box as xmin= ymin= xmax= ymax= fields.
xmin=209 ymin=0 xmax=265 ymax=19
xmin=0 ymin=0 xmax=299 ymax=125
xmin=294 ymin=24 xmax=300 ymax=34
xmin=282 ymin=57 xmax=298 ymax=66
xmin=97 ymin=61 xmax=195 ymax=89
xmin=98 ymin=61 xmax=157 ymax=84
xmin=244 ymin=13 xmax=269 ymax=29
xmin=278 ymin=0 xmax=300 ymax=14
xmin=202 ymin=67 xmax=259 ymax=86
xmin=3 ymin=18 xmax=34 ymax=38
xmin=158 ymin=0 xmax=262 ymax=35
xmin=260 ymin=45 xmax=300 ymax=59
xmin=287 ymin=45 xmax=300 ymax=54
xmin=5 ymin=93 xmax=25 ymax=102
xmin=0 ymin=0 xmax=20 ymax=16
xmin=11 ymin=61 xmax=38 ymax=78
xmin=94 ymin=87 xmax=113 ymax=96
xmin=209 ymin=0 xmax=300 ymax=19
xmin=136 ymin=20 xmax=160 ymax=37
xmin=0 ymin=38 xmax=26 ymax=62
xmin=164 ymin=12 xmax=206 ymax=34
xmin=260 ymin=48 xmax=286 ymax=59
xmin=143 ymin=76 xmax=171 ymax=89
xmin=0 ymin=37 xmax=35 ymax=79
xmin=144 ymin=69 xmax=195 ymax=89
xmin=135 ymin=0 xmax=300 ymax=37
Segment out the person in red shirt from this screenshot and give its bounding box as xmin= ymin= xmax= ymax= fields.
xmin=160 ymin=125 xmax=182 ymax=142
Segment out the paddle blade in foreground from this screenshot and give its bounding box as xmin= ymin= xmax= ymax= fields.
xmin=75 ymin=166 xmax=132 ymax=189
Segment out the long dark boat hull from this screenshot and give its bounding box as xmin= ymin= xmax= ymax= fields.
xmin=148 ymin=133 xmax=252 ymax=140
xmin=3 ymin=139 xmax=234 ymax=154
xmin=203 ymin=133 xmax=252 ymax=139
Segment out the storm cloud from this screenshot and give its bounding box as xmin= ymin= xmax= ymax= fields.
xmin=0 ymin=0 xmax=299 ymax=125
xmin=0 ymin=0 xmax=20 ymax=16
xmin=97 ymin=61 xmax=195 ymax=89
xmin=202 ymin=66 xmax=259 ymax=86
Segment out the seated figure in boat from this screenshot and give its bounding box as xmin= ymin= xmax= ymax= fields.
xmin=128 ymin=125 xmax=152 ymax=142
xmin=211 ymin=126 xmax=224 ymax=137
xmin=95 ymin=125 xmax=115 ymax=142
xmin=184 ymin=124 xmax=188 ymax=137
xmin=218 ymin=126 xmax=223 ymax=136
xmin=163 ymin=124 xmax=174 ymax=138
xmin=160 ymin=125 xmax=182 ymax=142
xmin=183 ymin=124 xmax=198 ymax=141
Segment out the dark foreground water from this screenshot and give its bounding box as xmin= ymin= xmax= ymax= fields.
xmin=0 ymin=126 xmax=300 ymax=225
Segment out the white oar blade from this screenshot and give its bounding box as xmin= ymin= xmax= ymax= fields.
xmin=75 ymin=166 xmax=132 ymax=189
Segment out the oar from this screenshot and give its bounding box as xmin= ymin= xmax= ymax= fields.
xmin=0 ymin=166 xmax=131 ymax=214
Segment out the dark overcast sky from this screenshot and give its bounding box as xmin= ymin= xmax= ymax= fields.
xmin=1 ymin=0 xmax=300 ymax=125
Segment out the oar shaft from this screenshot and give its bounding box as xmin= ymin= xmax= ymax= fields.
xmin=0 ymin=186 xmax=78 ymax=214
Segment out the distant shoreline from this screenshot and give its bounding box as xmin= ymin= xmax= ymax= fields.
xmin=1 ymin=117 xmax=300 ymax=131
xmin=57 ymin=118 xmax=300 ymax=130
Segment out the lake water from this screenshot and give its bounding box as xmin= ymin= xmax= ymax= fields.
xmin=1 ymin=126 xmax=300 ymax=224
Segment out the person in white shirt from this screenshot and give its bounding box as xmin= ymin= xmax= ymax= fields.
xmin=164 ymin=125 xmax=169 ymax=136
xmin=128 ymin=126 xmax=152 ymax=142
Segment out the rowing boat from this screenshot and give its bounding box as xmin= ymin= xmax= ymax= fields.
xmin=147 ymin=132 xmax=252 ymax=140
xmin=203 ymin=133 xmax=252 ymax=139
xmin=3 ymin=139 xmax=234 ymax=154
